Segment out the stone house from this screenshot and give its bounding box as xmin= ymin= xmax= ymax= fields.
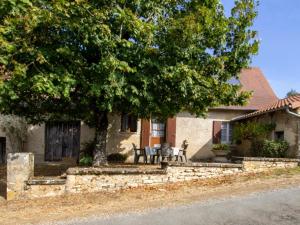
xmin=232 ymin=95 xmax=300 ymax=158
xmin=0 ymin=68 xmax=280 ymax=164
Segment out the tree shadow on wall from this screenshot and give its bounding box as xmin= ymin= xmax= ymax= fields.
xmin=106 ymin=115 xmax=139 ymax=162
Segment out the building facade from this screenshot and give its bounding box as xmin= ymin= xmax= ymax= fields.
xmin=0 ymin=68 xmax=282 ymax=163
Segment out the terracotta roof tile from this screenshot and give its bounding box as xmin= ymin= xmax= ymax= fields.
xmin=232 ymin=94 xmax=300 ymax=121
xmin=215 ymin=68 xmax=278 ymax=111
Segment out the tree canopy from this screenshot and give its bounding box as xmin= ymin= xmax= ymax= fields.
xmin=0 ymin=0 xmax=259 ymax=164
xmin=286 ymin=89 xmax=299 ymax=97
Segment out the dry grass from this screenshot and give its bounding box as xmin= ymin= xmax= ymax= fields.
xmin=0 ymin=167 xmax=300 ymax=225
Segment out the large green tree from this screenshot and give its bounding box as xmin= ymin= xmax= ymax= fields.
xmin=0 ymin=0 xmax=258 ymax=165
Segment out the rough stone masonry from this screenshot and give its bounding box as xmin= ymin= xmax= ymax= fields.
xmin=6 ymin=153 xmax=300 ymax=200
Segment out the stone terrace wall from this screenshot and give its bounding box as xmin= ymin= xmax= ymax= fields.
xmin=6 ymin=153 xmax=300 ymax=200
xmin=65 ymin=163 xmax=243 ymax=194
xmin=242 ymin=157 xmax=299 ymax=172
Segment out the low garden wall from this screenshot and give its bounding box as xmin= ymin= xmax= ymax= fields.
xmin=6 ymin=153 xmax=300 ymax=200
xmin=242 ymin=157 xmax=299 ymax=172
xmin=65 ymin=163 xmax=243 ymax=194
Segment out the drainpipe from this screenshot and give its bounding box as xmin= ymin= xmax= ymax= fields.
xmin=285 ymin=106 xmax=300 ymax=118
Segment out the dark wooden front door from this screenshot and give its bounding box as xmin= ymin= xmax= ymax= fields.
xmin=0 ymin=137 xmax=6 ymax=164
xmin=45 ymin=121 xmax=80 ymax=161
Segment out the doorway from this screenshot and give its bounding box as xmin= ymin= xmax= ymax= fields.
xmin=45 ymin=121 xmax=80 ymax=161
xmin=0 ymin=137 xmax=6 ymax=164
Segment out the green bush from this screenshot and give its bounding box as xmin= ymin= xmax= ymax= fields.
xmin=212 ymin=144 xmax=229 ymax=151
xmin=107 ymin=153 xmax=128 ymax=163
xmin=79 ymin=155 xmax=93 ymax=166
xmin=79 ymin=140 xmax=95 ymax=166
xmin=252 ymin=140 xmax=289 ymax=158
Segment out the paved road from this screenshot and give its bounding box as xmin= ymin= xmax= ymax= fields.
xmin=54 ymin=187 xmax=300 ymax=225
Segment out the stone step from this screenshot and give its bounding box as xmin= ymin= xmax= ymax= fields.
xmin=26 ymin=177 xmax=66 ymax=185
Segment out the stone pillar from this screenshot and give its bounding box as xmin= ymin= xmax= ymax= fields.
xmin=7 ymin=153 xmax=34 ymax=200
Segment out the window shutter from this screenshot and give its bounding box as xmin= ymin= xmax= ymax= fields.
xmin=120 ymin=113 xmax=127 ymax=132
xmin=212 ymin=121 xmax=222 ymax=144
xmin=166 ymin=117 xmax=176 ymax=147
xmin=130 ymin=115 xmax=138 ymax=132
xmin=140 ymin=119 xmax=150 ymax=148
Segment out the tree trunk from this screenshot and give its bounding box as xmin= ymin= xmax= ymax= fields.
xmin=93 ymin=112 xmax=109 ymax=166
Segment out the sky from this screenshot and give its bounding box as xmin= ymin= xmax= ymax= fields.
xmin=222 ymin=0 xmax=300 ymax=98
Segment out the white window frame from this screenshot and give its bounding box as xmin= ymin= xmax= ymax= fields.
xmin=221 ymin=122 xmax=232 ymax=144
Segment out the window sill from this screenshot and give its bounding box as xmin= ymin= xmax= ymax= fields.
xmin=119 ymin=131 xmax=138 ymax=135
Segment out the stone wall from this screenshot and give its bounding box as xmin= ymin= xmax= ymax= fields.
xmin=242 ymin=157 xmax=299 ymax=172
xmin=236 ymin=110 xmax=300 ymax=157
xmin=24 ymin=178 xmax=66 ymax=199
xmin=65 ymin=163 xmax=243 ymax=194
xmin=7 ymin=153 xmax=34 ymax=201
xmin=6 ymin=153 xmax=300 ymax=200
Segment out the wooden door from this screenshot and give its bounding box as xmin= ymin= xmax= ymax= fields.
xmin=45 ymin=121 xmax=80 ymax=161
xmin=150 ymin=119 xmax=166 ymax=147
xmin=141 ymin=119 xmax=150 ymax=148
xmin=0 ymin=137 xmax=6 ymax=164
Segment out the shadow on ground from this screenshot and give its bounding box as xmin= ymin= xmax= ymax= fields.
xmin=34 ymin=163 xmax=71 ymax=177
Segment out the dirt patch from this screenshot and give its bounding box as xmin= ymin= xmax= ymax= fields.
xmin=0 ymin=168 xmax=300 ymax=225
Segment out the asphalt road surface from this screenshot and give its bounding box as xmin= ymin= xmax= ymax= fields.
xmin=53 ymin=186 xmax=300 ymax=225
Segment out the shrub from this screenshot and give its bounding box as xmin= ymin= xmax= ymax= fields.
xmin=79 ymin=140 xmax=96 ymax=166
xmin=107 ymin=153 xmax=128 ymax=163
xmin=79 ymin=155 xmax=93 ymax=166
xmin=212 ymin=144 xmax=229 ymax=151
xmin=261 ymin=140 xmax=289 ymax=158
xmin=252 ymin=140 xmax=289 ymax=158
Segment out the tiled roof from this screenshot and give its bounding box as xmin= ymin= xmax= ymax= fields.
xmin=232 ymin=94 xmax=300 ymax=121
xmin=214 ymin=68 xmax=278 ymax=111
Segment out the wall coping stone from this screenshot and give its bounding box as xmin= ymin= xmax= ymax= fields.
xmin=27 ymin=178 xmax=66 ymax=185
xmin=67 ymin=167 xmax=167 ymax=175
xmin=241 ymin=157 xmax=300 ymax=163
xmin=167 ymin=162 xmax=243 ymax=168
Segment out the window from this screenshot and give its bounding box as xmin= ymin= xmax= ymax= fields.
xmin=275 ymin=131 xmax=284 ymax=141
xmin=221 ymin=122 xmax=232 ymax=144
xmin=151 ymin=119 xmax=165 ymax=137
xmin=121 ymin=113 xmax=137 ymax=132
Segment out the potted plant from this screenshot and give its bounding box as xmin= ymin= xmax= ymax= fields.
xmin=212 ymin=144 xmax=230 ymax=157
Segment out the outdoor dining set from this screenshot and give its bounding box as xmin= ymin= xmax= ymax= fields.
xmin=133 ymin=140 xmax=188 ymax=164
